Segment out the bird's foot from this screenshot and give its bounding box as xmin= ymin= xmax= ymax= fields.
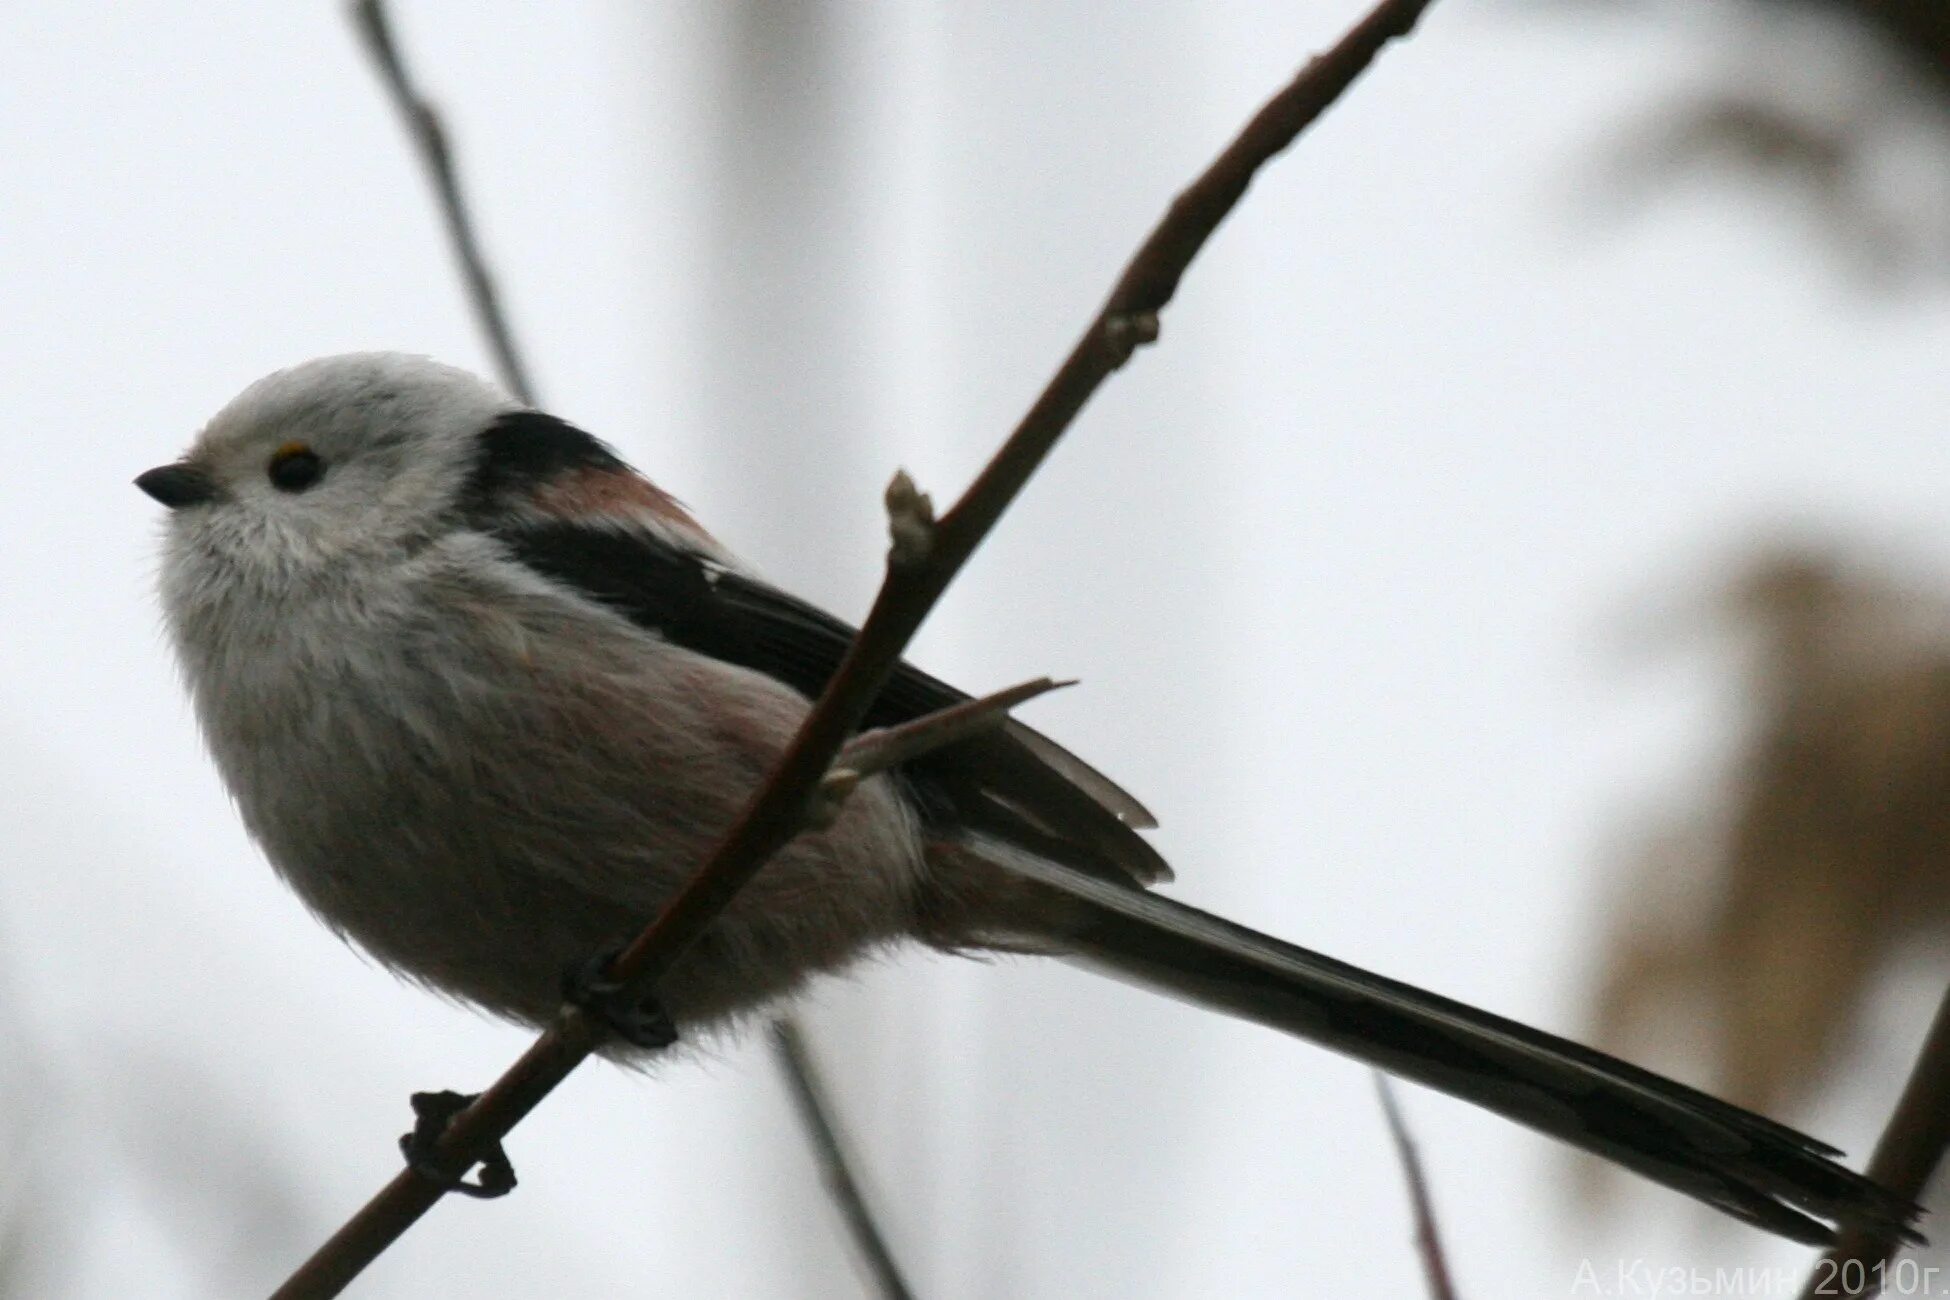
xmin=562 ymin=945 xmax=680 ymax=1050
xmin=397 ymin=1090 xmax=517 ymax=1199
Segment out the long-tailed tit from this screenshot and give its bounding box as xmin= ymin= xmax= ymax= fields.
xmin=138 ymin=353 xmax=1912 ymax=1243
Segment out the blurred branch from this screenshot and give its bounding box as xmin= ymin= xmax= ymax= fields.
xmin=1581 ymin=1 xmax=1950 ymax=94
xmin=1798 ymin=984 xmax=1950 ymax=1299
xmin=349 ymin=0 xmax=535 ymax=403
xmin=1754 ymin=0 xmax=1950 ymax=91
xmin=772 ymin=1021 xmax=914 ymax=1300
xmin=1374 ymin=1076 xmax=1460 ymax=1300
xmin=348 ymin=3 xmax=916 ymax=1294
xmin=278 ymin=0 xmax=1440 ymax=1294
xmin=1566 ymin=0 xmax=1950 ymax=284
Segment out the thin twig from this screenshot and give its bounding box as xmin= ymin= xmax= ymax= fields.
xmin=771 ymin=1021 xmax=915 ymax=1300
xmin=1373 ymin=1075 xmax=1460 ymax=1300
xmin=812 ymin=676 xmax=1069 ymax=824
xmin=832 ymin=677 xmax=1071 ymax=782
xmin=274 ymin=2 xmax=1438 ymax=1293
xmin=348 ymin=4 xmax=915 ymax=1294
xmin=349 ymin=0 xmax=536 ymax=404
xmin=1798 ymin=985 xmax=1950 ymax=1300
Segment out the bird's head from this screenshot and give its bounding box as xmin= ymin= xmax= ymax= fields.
xmin=138 ymin=352 xmax=521 ymax=587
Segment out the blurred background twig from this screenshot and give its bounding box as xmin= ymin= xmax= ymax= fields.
xmin=1561 ymin=0 xmax=1950 ymax=283
xmin=347 ymin=2 xmax=914 ymax=1293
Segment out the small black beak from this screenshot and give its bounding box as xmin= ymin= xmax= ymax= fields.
xmin=135 ymin=462 xmax=218 ymax=509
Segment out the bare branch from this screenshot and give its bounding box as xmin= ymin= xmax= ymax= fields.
xmin=1374 ymin=1075 xmax=1460 ymax=1300
xmin=770 ymin=1021 xmax=915 ymax=1300
xmin=275 ymin=2 xmax=1439 ymax=1293
xmin=1798 ymin=985 xmax=1950 ymax=1299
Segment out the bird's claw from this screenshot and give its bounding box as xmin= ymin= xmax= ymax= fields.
xmin=562 ymin=945 xmax=680 ymax=1050
xmin=397 ymin=1089 xmax=517 ymax=1199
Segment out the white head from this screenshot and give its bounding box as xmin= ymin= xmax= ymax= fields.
xmin=139 ymin=353 xmax=520 ymax=584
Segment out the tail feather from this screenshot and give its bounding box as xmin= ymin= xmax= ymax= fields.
xmin=977 ymin=846 xmax=1920 ymax=1247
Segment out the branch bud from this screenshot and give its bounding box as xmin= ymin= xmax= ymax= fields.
xmin=884 ymin=470 xmax=937 ymax=570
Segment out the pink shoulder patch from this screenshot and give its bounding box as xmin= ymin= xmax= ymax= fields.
xmin=533 ymin=466 xmax=720 ymax=549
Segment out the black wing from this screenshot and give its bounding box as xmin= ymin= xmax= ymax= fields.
xmin=494 ymin=518 xmax=1170 ymax=885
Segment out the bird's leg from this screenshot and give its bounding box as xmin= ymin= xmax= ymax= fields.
xmin=561 ymin=945 xmax=680 ymax=1050
xmin=397 ymin=1090 xmax=517 ymax=1199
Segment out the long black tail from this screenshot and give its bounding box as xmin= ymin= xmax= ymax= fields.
xmin=979 ymin=847 xmax=1919 ymax=1246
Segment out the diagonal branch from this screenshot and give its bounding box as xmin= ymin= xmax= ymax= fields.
xmin=275 ymin=2 xmax=1440 ymax=1294
xmin=607 ymin=0 xmax=1437 ymax=1003
xmin=1798 ymin=984 xmax=1950 ymax=1300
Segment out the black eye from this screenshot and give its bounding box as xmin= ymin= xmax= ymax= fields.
xmin=267 ymin=443 xmax=325 ymax=493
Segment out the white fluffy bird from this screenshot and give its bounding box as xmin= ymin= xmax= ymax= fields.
xmin=138 ymin=352 xmax=1914 ymax=1243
